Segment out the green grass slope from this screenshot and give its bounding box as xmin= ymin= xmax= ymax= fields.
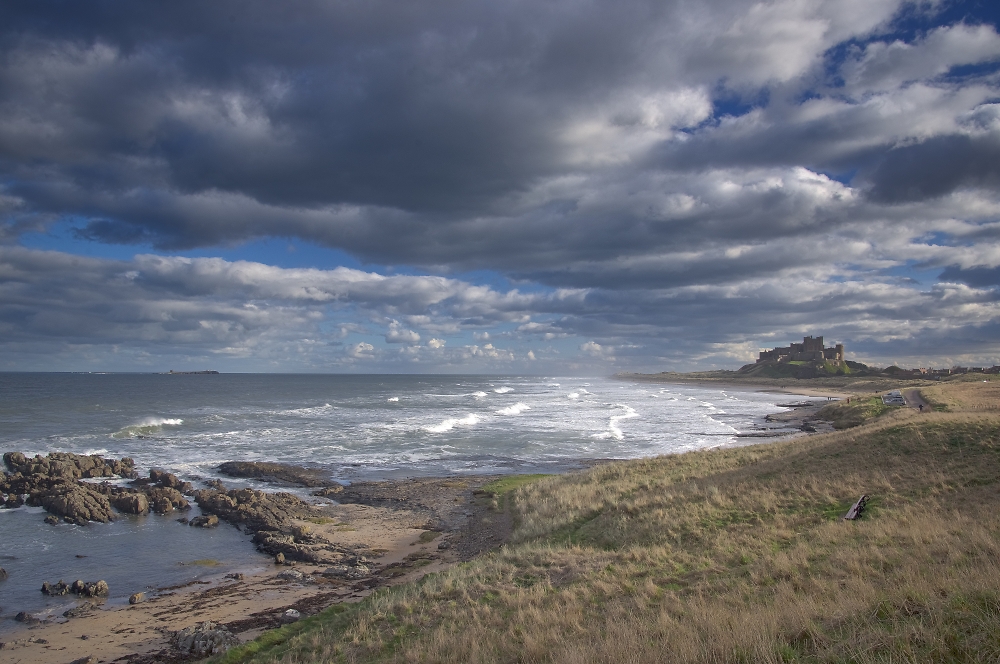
xmin=212 ymin=405 xmax=1000 ymax=664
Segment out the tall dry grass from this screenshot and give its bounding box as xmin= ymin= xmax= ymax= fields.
xmin=213 ymin=389 xmax=1000 ymax=664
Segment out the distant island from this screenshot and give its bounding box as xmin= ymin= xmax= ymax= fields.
xmin=163 ymin=369 xmax=220 ymax=375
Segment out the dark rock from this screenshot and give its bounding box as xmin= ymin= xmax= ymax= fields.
xmin=274 ymin=552 xmax=285 ymax=564
xmin=63 ymin=605 xmax=95 ymax=618
xmin=147 ymin=487 xmax=189 ymax=513
xmin=4 ymin=493 xmax=24 ymax=508
xmin=0 ymin=567 xmax=6 ymax=580
xmin=44 ymin=515 xmax=60 ymax=525
xmin=129 ymin=592 xmax=145 ymax=604
xmin=150 ymin=468 xmax=188 ymax=490
xmin=36 ymin=481 xmax=115 ymax=524
xmin=280 ymin=608 xmax=301 ymax=623
xmin=69 ymin=579 xmax=108 ymax=597
xmin=110 ymin=491 xmax=149 ymax=515
xmin=176 ymin=517 xmax=190 ymax=524
xmin=313 ymin=485 xmax=344 ymax=497
xmin=189 ymin=514 xmax=220 ymax=528
xmin=224 ymin=572 xmax=244 ymax=581
xmin=69 ymin=657 xmax=98 ymax=664
xmin=218 ymin=461 xmax=332 ymax=487
xmin=14 ymin=611 xmax=39 ymax=624
xmin=41 ymin=580 xmax=71 ymax=596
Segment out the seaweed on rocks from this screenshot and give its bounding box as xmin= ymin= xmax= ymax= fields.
xmin=217 ymin=461 xmax=333 ymax=487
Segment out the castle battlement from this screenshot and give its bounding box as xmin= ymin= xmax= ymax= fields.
xmin=757 ymin=336 xmax=844 ymax=366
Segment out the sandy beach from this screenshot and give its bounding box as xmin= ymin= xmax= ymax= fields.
xmin=0 ymin=472 xmax=516 ymax=664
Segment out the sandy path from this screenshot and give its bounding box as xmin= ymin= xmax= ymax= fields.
xmin=902 ymin=388 xmax=930 ymax=411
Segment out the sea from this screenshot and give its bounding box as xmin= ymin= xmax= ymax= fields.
xmin=0 ymin=373 xmax=818 ymax=627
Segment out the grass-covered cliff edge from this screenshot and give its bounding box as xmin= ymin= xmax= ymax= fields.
xmin=211 ymin=379 xmax=1000 ymax=663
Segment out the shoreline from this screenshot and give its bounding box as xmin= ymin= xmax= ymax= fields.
xmin=0 ymin=473 xmax=516 ymax=663
xmin=614 ymin=371 xmax=867 ymax=400
xmin=0 ymin=384 xmax=841 ymax=662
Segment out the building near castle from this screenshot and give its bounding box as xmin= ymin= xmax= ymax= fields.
xmin=757 ymin=336 xmax=844 ymax=366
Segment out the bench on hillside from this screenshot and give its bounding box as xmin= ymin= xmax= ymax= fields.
xmin=843 ymin=494 xmax=869 ymax=520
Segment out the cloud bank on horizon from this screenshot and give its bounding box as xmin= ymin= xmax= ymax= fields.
xmin=1 ymin=0 xmax=999 ymax=372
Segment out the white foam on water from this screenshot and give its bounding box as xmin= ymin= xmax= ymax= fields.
xmin=425 ymin=414 xmax=481 ymax=433
xmin=280 ymin=403 xmax=334 ymax=416
xmin=82 ymin=448 xmax=110 ymax=456
xmin=387 ymin=397 xmax=399 ymax=402
xmin=112 ymin=417 xmax=184 ymax=438
xmin=493 ymin=387 xmax=513 ymax=394
xmin=605 ymin=405 xmax=639 ymax=441
xmin=472 ymin=391 xmax=488 ymax=399
xmin=568 ymin=392 xmax=580 ymax=399
xmin=497 ymin=403 xmax=530 ymax=416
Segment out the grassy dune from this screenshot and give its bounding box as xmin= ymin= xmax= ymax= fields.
xmin=213 ymin=382 xmax=1000 ymax=663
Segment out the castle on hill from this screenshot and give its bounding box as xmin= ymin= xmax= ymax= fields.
xmin=757 ymin=335 xmax=844 ymax=367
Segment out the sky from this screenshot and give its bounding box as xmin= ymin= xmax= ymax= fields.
xmin=2 ymin=0 xmax=1000 ymax=374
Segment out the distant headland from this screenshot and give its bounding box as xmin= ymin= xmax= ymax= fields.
xmin=617 ymin=333 xmax=999 ymax=386
xmin=163 ymin=369 xmax=220 ymax=375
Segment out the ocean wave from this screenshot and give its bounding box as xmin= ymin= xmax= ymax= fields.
xmin=425 ymin=414 xmax=480 ymax=433
xmin=568 ymin=392 xmax=580 ymax=399
xmin=387 ymin=397 xmax=399 ymax=402
xmin=497 ymin=402 xmax=530 ymax=416
xmin=493 ymin=387 xmax=513 ymax=394
xmin=472 ymin=391 xmax=488 ymax=399
xmin=112 ymin=417 xmax=183 ymax=438
xmin=598 ymin=405 xmax=640 ymax=441
xmin=281 ymin=403 xmax=334 ymax=416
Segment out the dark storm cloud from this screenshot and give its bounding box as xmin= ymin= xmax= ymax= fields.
xmin=2 ymin=0 xmax=1000 ymax=370
xmin=864 ymin=134 xmax=1000 ymax=203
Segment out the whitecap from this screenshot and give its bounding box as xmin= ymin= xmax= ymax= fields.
xmin=472 ymin=391 xmax=488 ymax=399
xmin=493 ymin=386 xmax=513 ymax=394
xmin=387 ymin=397 xmax=399 ymax=402
xmin=568 ymin=392 xmax=580 ymax=399
xmin=112 ymin=417 xmax=183 ymax=438
xmin=497 ymin=402 xmax=530 ymax=416
xmin=425 ymin=414 xmax=480 ymax=433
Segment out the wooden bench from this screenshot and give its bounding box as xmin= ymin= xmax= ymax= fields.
xmin=843 ymin=494 xmax=869 ymax=520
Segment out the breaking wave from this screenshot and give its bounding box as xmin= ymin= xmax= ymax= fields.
xmin=112 ymin=417 xmax=183 ymax=438
xmin=497 ymin=402 xmax=530 ymax=416
xmin=425 ymin=414 xmax=480 ymax=433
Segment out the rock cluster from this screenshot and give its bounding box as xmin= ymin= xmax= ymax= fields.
xmin=218 ymin=461 xmax=332 ymax=487
xmin=171 ymin=621 xmax=240 ymax=656
xmin=2 ymin=451 xmax=194 ymax=523
xmin=192 ymin=484 xmax=344 ymax=563
xmin=41 ymin=579 xmax=108 ymax=597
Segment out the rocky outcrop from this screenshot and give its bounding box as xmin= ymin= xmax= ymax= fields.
xmin=43 ymin=579 xmax=108 ymax=597
xmin=148 ymin=469 xmax=194 ymax=494
xmin=193 ymin=486 xmax=344 ymax=563
xmin=110 ymin=492 xmax=150 ymax=515
xmin=1 ymin=451 xmax=203 ymax=523
xmin=171 ymin=621 xmax=239 ymax=657
xmin=3 ymin=451 xmax=136 ymax=480
xmin=129 ymin=592 xmax=145 ymax=604
xmin=37 ymin=482 xmax=115 ymax=524
xmin=189 ymin=514 xmax=219 ymax=528
xmin=218 ymin=461 xmax=332 ymax=487
xmin=147 ymin=487 xmax=189 ymax=514
xmin=2 ymin=451 xmax=142 ymax=523
xmin=0 ymin=567 xmax=7 ymax=581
